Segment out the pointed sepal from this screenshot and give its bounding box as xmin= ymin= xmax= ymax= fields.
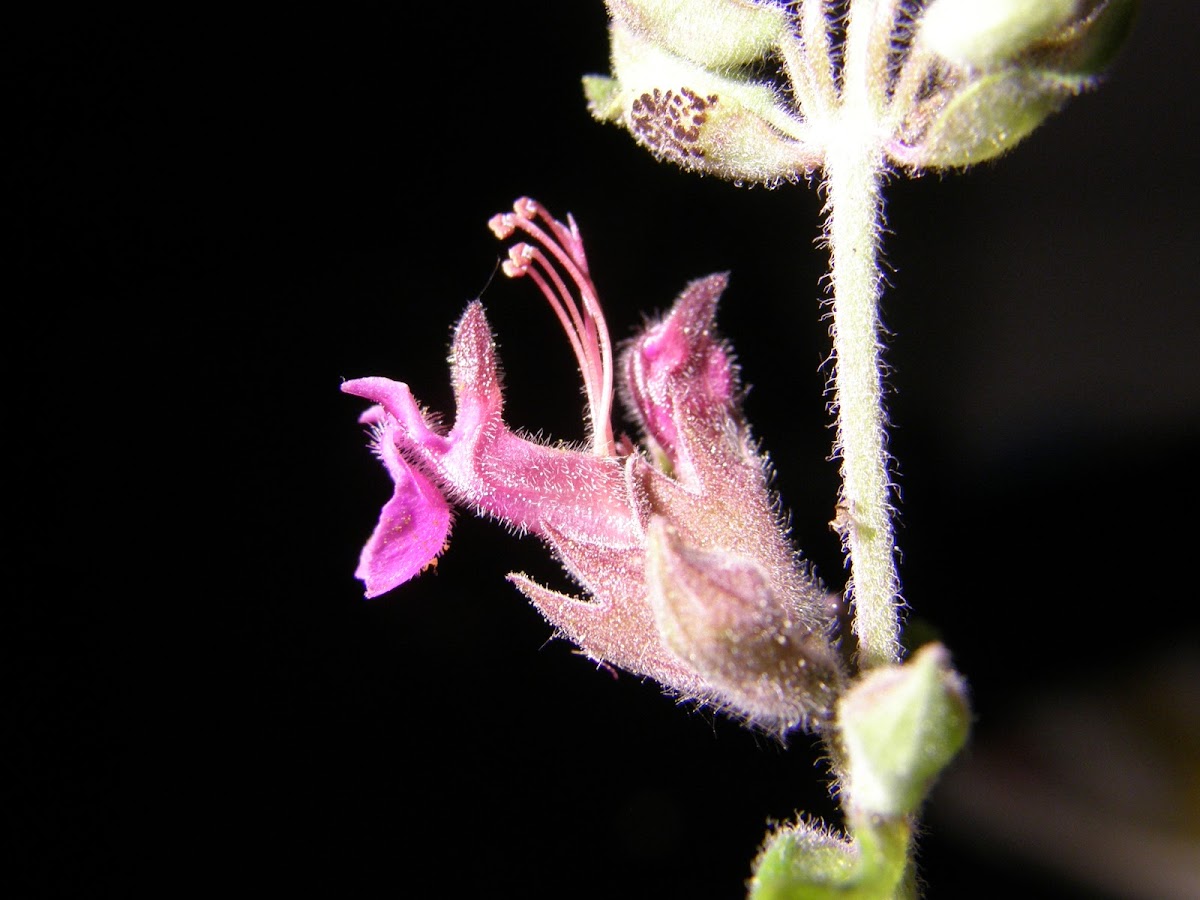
xmin=646 ymin=518 xmax=842 ymax=732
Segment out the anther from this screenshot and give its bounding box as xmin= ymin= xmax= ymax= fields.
xmin=488 ymin=213 xmax=517 ymax=240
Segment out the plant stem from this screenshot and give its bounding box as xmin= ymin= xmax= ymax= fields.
xmin=825 ymin=1 xmax=901 ymax=671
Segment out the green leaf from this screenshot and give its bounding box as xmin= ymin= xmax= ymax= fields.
xmin=583 ymin=74 xmax=624 ymax=122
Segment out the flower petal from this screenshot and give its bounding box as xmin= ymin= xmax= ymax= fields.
xmin=341 ymin=376 xmax=450 ymax=459
xmin=623 ymin=273 xmax=735 ymax=488
xmin=355 ymin=454 xmax=453 ymax=599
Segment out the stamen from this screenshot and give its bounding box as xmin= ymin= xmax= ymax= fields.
xmin=488 ymin=199 xmax=616 ymax=457
xmin=505 ymin=243 xmax=594 ymax=410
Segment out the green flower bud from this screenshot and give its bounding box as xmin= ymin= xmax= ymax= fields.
xmin=890 ymin=68 xmax=1075 ymax=169
xmin=838 ymin=643 xmax=970 ymax=818
xmin=1032 ymin=0 xmax=1140 ymax=77
xmin=750 ymin=821 xmax=858 ymax=900
xmin=918 ymin=0 xmax=1136 ymax=74
xmin=586 ymin=20 xmax=822 ymax=184
xmin=918 ymin=0 xmax=1081 ymax=70
xmin=606 ymin=0 xmax=789 ymax=70
xmin=892 ymin=0 xmax=1137 ymax=168
xmin=750 ymin=818 xmax=911 ymax=900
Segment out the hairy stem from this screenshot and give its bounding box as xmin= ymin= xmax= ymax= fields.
xmin=826 ymin=0 xmax=901 ymax=670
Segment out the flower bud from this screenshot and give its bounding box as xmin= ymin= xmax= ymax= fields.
xmin=838 ymin=643 xmax=970 ymax=817
xmin=606 ymin=0 xmax=788 ymax=70
xmin=586 ymin=20 xmax=821 ymax=184
xmin=646 ymin=517 xmax=842 ymax=732
xmin=890 ymin=68 xmax=1074 ymax=169
xmin=892 ymin=0 xmax=1137 ymax=167
xmin=918 ymin=0 xmax=1081 ymax=70
xmin=749 ymin=821 xmax=859 ymax=900
xmin=749 ymin=817 xmax=910 ymax=900
xmin=1035 ymin=0 xmax=1139 ymax=78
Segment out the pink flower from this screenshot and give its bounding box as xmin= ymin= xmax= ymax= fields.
xmin=343 ymin=198 xmax=842 ymax=732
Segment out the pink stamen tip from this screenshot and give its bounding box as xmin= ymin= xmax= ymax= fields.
xmin=513 ymin=197 xmax=538 ymax=219
xmin=490 ymin=196 xmax=617 ymax=458
xmin=488 ymin=213 xmax=516 ymax=240
xmin=503 ymin=243 xmax=533 ymax=277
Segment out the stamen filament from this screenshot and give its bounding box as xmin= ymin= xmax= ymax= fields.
xmin=510 ymin=245 xmax=602 ymax=433
xmin=489 ymin=199 xmax=616 ymax=457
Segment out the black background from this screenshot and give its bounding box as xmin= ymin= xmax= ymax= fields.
xmin=12 ymin=3 xmax=1198 ymax=897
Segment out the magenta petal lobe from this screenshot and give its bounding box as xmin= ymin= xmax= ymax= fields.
xmin=355 ymin=462 xmax=453 ymax=599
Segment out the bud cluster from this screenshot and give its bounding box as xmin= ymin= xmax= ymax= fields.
xmin=586 ymin=0 xmax=1137 ymax=180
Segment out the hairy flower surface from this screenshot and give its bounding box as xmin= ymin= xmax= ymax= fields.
xmin=343 ymin=199 xmax=842 ymax=732
xmin=586 ymin=0 xmax=1137 ymax=179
